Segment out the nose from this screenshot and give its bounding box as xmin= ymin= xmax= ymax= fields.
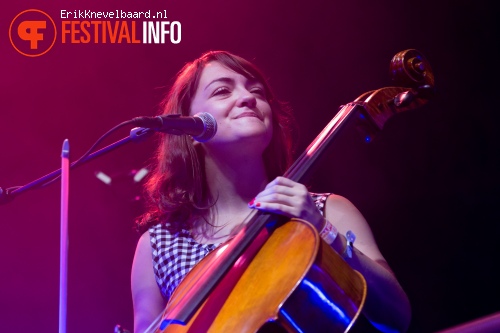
xmin=237 ymin=89 xmax=257 ymax=108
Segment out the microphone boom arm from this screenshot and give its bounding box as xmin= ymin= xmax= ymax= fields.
xmin=0 ymin=127 xmax=154 ymax=205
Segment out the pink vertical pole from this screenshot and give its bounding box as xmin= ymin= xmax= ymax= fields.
xmin=59 ymin=139 xmax=69 ymax=333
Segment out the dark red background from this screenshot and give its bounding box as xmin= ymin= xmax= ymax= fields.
xmin=1 ymin=1 xmax=498 ymax=332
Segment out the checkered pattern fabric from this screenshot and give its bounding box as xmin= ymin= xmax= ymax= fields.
xmin=149 ymin=192 xmax=330 ymax=301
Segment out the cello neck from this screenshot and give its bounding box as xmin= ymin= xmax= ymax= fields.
xmin=285 ymin=102 xmax=367 ymax=183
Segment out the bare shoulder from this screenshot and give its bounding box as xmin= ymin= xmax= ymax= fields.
xmin=324 ymin=194 xmax=386 ymax=263
xmin=131 ymin=231 xmax=166 ymax=332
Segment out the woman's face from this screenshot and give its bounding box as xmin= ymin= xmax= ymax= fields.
xmin=189 ymin=61 xmax=273 ymax=152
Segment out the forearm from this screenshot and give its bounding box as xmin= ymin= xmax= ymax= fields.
xmin=330 ymin=234 xmax=411 ymax=332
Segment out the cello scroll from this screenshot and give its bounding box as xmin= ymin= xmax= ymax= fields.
xmin=355 ymin=49 xmax=435 ymax=134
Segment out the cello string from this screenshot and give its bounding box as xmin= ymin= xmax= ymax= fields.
xmin=144 ymin=311 xmax=163 ymax=333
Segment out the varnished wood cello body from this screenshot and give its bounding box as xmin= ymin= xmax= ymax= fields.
xmin=150 ymin=49 xmax=435 ymax=333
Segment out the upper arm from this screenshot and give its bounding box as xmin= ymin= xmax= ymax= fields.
xmin=131 ymin=231 xmax=167 ymax=333
xmin=324 ymin=194 xmax=387 ymax=264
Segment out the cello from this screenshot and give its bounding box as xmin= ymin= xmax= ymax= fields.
xmin=148 ymin=49 xmax=435 ymax=333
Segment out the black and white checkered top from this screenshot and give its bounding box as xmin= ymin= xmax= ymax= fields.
xmin=148 ymin=192 xmax=330 ymax=301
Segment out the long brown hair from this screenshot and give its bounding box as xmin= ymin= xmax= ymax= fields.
xmin=137 ymin=51 xmax=296 ymax=233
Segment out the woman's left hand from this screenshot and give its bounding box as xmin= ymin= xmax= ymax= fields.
xmin=248 ymin=176 xmax=324 ymax=229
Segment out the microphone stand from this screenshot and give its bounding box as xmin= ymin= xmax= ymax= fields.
xmin=60 ymin=139 xmax=69 ymax=333
xmin=0 ymin=127 xmax=154 ymax=204
xmin=0 ymin=126 xmax=154 ymax=333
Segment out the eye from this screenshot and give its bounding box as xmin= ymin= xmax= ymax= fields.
xmin=212 ymin=86 xmax=230 ymax=96
xmin=250 ymin=86 xmax=266 ymax=97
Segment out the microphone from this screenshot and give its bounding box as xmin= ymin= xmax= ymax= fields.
xmin=131 ymin=112 xmax=217 ymax=142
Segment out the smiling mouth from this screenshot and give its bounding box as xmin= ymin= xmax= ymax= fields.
xmin=235 ymin=111 xmax=262 ymax=120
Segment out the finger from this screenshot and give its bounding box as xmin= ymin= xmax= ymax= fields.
xmin=249 ymin=200 xmax=323 ymax=228
xmin=263 ymin=176 xmax=298 ymax=190
xmin=249 ymin=193 xmax=320 ymax=219
xmin=254 ymin=185 xmax=296 ymax=201
xmin=273 ymin=177 xmax=310 ymax=197
xmin=248 ymin=201 xmax=298 ymax=218
xmin=253 ymin=194 xmax=298 ymax=211
xmin=258 ymin=178 xmax=309 ymax=200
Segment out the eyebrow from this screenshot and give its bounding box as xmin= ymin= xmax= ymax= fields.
xmin=204 ymin=76 xmax=261 ymax=91
xmin=204 ymin=77 xmax=233 ymax=91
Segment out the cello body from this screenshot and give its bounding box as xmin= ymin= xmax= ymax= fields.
xmin=158 ymin=219 xmax=367 ymax=333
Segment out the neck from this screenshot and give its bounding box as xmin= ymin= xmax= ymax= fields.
xmin=205 ymin=151 xmax=268 ymax=208
xmin=192 ymin=143 xmax=270 ymax=243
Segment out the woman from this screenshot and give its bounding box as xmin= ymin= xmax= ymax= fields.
xmin=131 ymin=51 xmax=411 ymax=333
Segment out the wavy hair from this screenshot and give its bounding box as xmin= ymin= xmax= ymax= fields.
xmin=137 ymin=51 xmax=296 ymax=233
